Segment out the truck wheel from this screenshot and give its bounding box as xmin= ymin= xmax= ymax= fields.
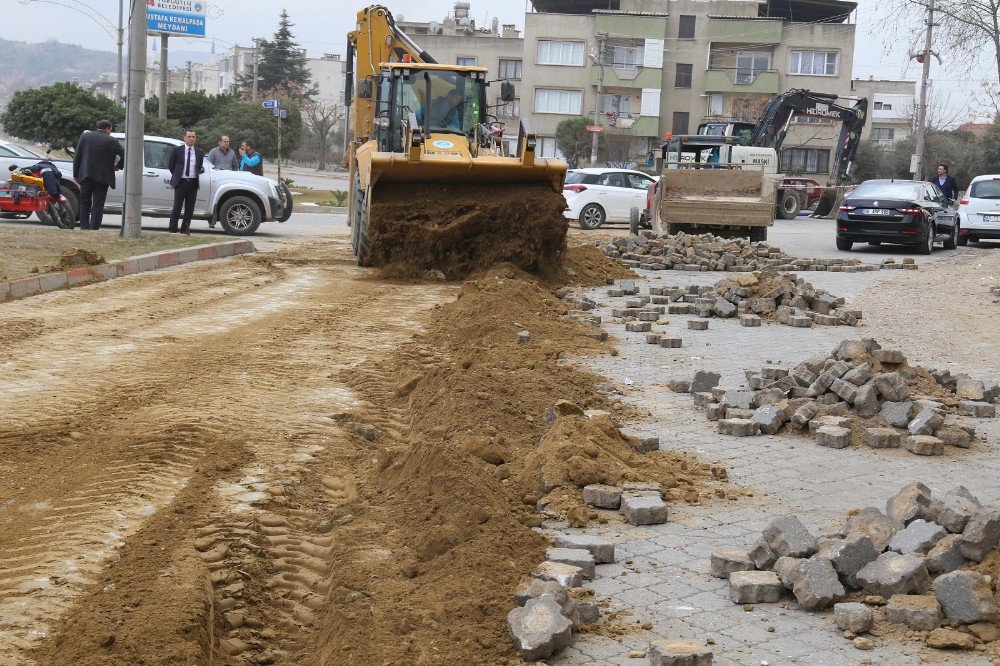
xmin=836 ymin=238 xmax=853 ymax=251
xmin=578 ymin=203 xmax=605 ymax=230
xmin=749 ymin=227 xmax=767 ymax=242
xmin=777 ymin=192 xmax=801 ymax=219
xmin=218 ymin=196 xmax=262 ymax=235
xmin=629 ymin=207 xmax=640 ymax=235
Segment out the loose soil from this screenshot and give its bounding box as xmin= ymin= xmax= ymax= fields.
xmin=0 ymin=225 xmax=205 ymax=281
xmin=0 ymin=232 xmax=721 ymax=665
xmin=368 ymin=182 xmax=568 ymax=280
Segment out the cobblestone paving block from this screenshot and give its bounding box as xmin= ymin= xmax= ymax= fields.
xmin=583 ymin=484 xmax=622 ymax=510
xmin=533 ymin=561 xmax=584 ymax=588
xmin=881 ymin=401 xmax=917 ymax=428
xmin=748 ymin=537 xmax=778 ymax=570
xmin=546 ymin=548 xmax=596 ymax=580
xmin=959 ymin=507 xmax=1000 ymax=561
xmin=792 ymin=556 xmax=845 ymax=610
xmin=710 ymin=546 xmax=755 ymax=579
xmin=627 ymin=322 xmax=653 ymax=332
xmin=622 ymin=495 xmax=669 ymax=526
xmin=853 ymin=383 xmax=881 ymax=418
xmin=774 ymin=556 xmax=805 ymax=589
xmin=925 ymin=534 xmax=969 ymax=574
xmin=808 ymin=415 xmax=850 ymax=433
xmin=936 ymin=496 xmax=979 ymax=533
xmin=659 ymin=337 xmax=683 ymax=348
xmin=926 ymin=627 xmax=976 ymax=650
xmin=816 ymin=533 xmax=879 ymax=589
xmin=950 ymin=485 xmax=983 ymax=507
xmin=739 ymin=314 xmax=761 ymax=327
xmin=829 ymin=378 xmax=858 ymax=403
xmin=763 ymin=514 xmax=818 ymax=558
xmin=706 ymin=403 xmax=724 ymax=421
xmin=815 ymin=425 xmax=851 ymax=449
xmin=874 ymin=349 xmax=906 ymax=364
xmin=888 ymin=519 xmax=947 ymax=555
xmin=688 ymin=319 xmax=709 ymax=331
xmin=958 ymin=400 xmax=995 ymax=418
xmin=552 ymin=534 xmax=615 ymax=564
xmin=845 ymin=508 xmax=903 ymax=553
xmin=933 ymin=570 xmax=1000 ymax=624
xmin=874 ymin=372 xmax=910 ymax=402
xmin=885 ymin=594 xmax=942 ymax=631
xmin=936 ymin=424 xmax=973 ymax=449
xmin=721 ymin=390 xmax=756 ymax=410
xmin=647 ymin=639 xmax=713 ymax=666
xmin=690 ymin=370 xmax=721 ymax=394
xmin=577 ymin=600 xmax=600 ymax=624
xmin=905 ymin=435 xmax=944 ymax=456
xmin=856 ymin=552 xmax=930 ymax=597
xmin=843 ymin=362 xmax=874 ymax=386
xmin=864 ymin=427 xmax=901 ymax=449
xmin=717 ymin=418 xmax=760 ymax=437
xmin=908 ymin=408 xmax=945 ymax=436
xmin=886 ymin=482 xmax=933 ymax=524
xmin=955 ymin=379 xmax=987 ymax=402
xmin=729 ymin=570 xmax=783 ymax=603
xmin=790 ymin=401 xmax=819 ymax=429
xmin=834 ymin=602 xmax=874 ymax=633
xmin=507 ymin=596 xmax=574 ymax=661
xmin=724 ymin=407 xmax=754 ymax=420
xmin=514 ymin=578 xmax=566 ymax=606
xmin=790 ymin=366 xmax=817 ymax=387
xmin=752 ymin=404 xmax=791 ymax=435
xmin=788 ymin=315 xmax=813 ymax=328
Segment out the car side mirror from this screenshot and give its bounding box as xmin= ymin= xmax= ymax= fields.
xmin=358 ymin=79 xmax=373 ymax=99
xmin=8 ymin=164 xmax=16 ymax=171
xmin=500 ymin=81 xmax=515 ymax=103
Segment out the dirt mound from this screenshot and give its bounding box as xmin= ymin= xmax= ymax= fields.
xmin=57 ymin=247 xmax=106 ymax=270
xmin=318 ymin=261 xmax=722 ymax=664
xmin=369 ymin=182 xmax=568 ymax=280
xmin=556 ymin=242 xmax=637 ymax=286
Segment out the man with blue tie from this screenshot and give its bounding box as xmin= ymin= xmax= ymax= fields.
xmin=167 ymin=130 xmax=204 ymax=234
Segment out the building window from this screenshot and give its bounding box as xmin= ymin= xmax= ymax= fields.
xmin=872 ymin=127 xmax=895 ymax=143
xmin=457 ymin=56 xmax=477 ymax=66
xmin=736 ymin=51 xmax=771 ymax=84
xmin=873 ymin=101 xmax=893 ymax=111
xmin=600 ymin=93 xmax=632 ymax=114
xmin=678 ymin=15 xmax=696 ymax=39
xmin=497 ymin=97 xmax=521 ymax=118
xmin=537 ymin=40 xmax=585 ymax=66
xmin=498 ymin=59 xmax=522 ymax=79
xmin=534 ymin=88 xmax=583 ymax=114
xmin=675 ymin=63 xmax=693 ymax=88
xmin=789 ymin=50 xmax=838 ymax=76
xmin=538 ymin=137 xmax=565 ymax=158
xmin=610 ymin=45 xmax=642 ymax=66
xmin=781 ymin=148 xmax=831 ymax=174
xmin=672 ymin=112 xmax=690 ymax=135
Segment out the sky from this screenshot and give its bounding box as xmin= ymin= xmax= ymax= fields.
xmin=9 ymin=0 xmax=991 ymax=122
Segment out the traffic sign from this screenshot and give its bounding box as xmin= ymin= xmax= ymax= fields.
xmin=262 ymin=99 xmax=278 ymax=109
xmin=279 ymin=109 xmax=287 ymax=119
xmin=586 ymin=125 xmax=604 ymax=133
xmin=273 ymin=108 xmax=280 ymax=117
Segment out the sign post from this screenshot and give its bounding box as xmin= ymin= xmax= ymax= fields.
xmin=264 ymin=99 xmax=284 ymax=181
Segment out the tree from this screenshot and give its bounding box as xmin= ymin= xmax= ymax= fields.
xmin=144 ymin=114 xmax=184 ymax=139
xmin=0 ymin=82 xmax=123 ymax=149
xmin=851 ymin=141 xmax=890 ymax=182
xmin=144 ymin=91 xmax=238 ymax=129
xmin=981 ymin=117 xmax=1000 ymax=172
xmin=555 ymin=117 xmax=593 ymax=169
xmin=302 ymin=99 xmax=343 ymax=170
xmin=193 ymin=99 xmax=303 ymax=159
xmin=240 ymin=10 xmax=316 ymax=102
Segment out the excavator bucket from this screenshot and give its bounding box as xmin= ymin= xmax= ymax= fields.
xmin=351 ymin=134 xmax=569 ymax=280
xmin=811 ymin=187 xmax=842 ymax=218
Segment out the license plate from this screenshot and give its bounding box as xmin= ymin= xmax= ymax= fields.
xmin=859 ymin=208 xmax=894 ymax=215
xmin=982 ymin=214 xmax=1000 ymax=223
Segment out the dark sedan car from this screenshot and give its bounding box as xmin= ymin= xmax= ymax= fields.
xmin=836 ymin=180 xmax=958 ymax=254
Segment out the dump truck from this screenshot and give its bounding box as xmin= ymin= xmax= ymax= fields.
xmin=642 ymin=90 xmax=867 ymax=241
xmin=344 ymin=5 xmax=568 ymax=277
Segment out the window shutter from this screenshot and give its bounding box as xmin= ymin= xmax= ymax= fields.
xmin=643 ymin=39 xmax=664 ymax=68
xmin=640 ymin=88 xmax=661 ymax=116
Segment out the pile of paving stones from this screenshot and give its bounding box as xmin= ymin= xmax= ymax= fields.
xmin=670 ymin=339 xmax=996 ymax=454
xmin=666 ymin=269 xmax=861 ymax=328
xmin=711 ymin=482 xmax=1000 ymax=653
xmin=506 ymin=534 xmax=614 ymax=660
xmin=581 ymin=481 xmax=670 ymax=525
xmin=598 ymin=231 xmax=912 ymax=273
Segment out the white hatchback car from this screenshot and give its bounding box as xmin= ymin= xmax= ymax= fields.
xmin=563 ymin=168 xmax=658 ymax=229
xmin=958 ymin=175 xmax=1000 ymax=245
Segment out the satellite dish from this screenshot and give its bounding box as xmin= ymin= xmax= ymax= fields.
xmin=428 ymin=20 xmax=442 ymax=34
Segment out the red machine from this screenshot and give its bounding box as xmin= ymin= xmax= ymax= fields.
xmin=0 ymin=164 xmax=74 ymax=228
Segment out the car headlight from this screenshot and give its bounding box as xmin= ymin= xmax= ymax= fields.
xmin=268 ymin=181 xmax=279 ymax=198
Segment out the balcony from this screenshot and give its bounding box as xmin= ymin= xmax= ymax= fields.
xmin=595 ymin=13 xmax=668 ymax=39
xmin=707 ymin=18 xmax=782 ymax=44
xmin=598 ymin=113 xmax=659 ymax=137
xmin=592 ymin=64 xmax=662 ymax=89
xmin=704 ymin=68 xmax=780 ymax=94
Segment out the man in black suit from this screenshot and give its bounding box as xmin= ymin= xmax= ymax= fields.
xmin=931 ymin=164 xmax=959 ymax=202
xmin=73 ymin=119 xmax=124 ymax=230
xmin=167 ymin=130 xmax=204 ymax=234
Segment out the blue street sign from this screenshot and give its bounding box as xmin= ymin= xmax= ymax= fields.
xmin=279 ymin=110 xmax=287 ymax=119
xmin=262 ymin=99 xmax=277 ymax=109
xmin=146 ymin=0 xmax=207 ymax=38
xmin=273 ymin=109 xmax=280 ymax=117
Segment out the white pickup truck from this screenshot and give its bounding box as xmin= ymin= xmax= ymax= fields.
xmin=0 ymin=134 xmax=293 ymax=235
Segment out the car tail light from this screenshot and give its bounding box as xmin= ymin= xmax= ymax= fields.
xmin=901 ymin=229 xmax=918 ymax=235
xmin=837 ymin=226 xmax=847 ymax=231
xmin=564 ymin=184 xmax=587 ymax=193
xmin=838 ymin=204 xmax=856 ymax=212
xmin=960 ymin=198 xmax=969 ymax=205
xmin=897 ymin=207 xmax=922 ymax=215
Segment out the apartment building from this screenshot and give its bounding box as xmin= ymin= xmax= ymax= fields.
xmin=851 ymin=77 xmax=915 ymax=147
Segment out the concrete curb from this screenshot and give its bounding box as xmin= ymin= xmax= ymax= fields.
xmin=0 ymin=240 xmax=255 ymax=303
xmin=292 ymin=205 xmax=346 ymax=214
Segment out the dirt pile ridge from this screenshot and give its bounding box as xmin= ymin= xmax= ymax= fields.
xmin=369 ymin=182 xmax=568 ymax=280
xmin=317 ymin=257 xmax=721 ymax=664
xmin=57 ymin=247 xmax=105 ymax=269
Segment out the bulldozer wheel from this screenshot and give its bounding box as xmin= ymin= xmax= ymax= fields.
xmin=351 ymin=170 xmax=373 ymax=266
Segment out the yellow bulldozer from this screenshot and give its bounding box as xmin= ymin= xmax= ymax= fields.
xmin=345 ymin=5 xmax=569 ymax=278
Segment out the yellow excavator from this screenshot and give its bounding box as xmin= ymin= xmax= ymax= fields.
xmin=345 ymin=5 xmax=569 ymax=277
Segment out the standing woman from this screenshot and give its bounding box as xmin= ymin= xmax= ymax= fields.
xmin=239 ymin=139 xmax=263 ymax=176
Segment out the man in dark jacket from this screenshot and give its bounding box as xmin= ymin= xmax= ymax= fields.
xmin=931 ymin=164 xmax=959 ymax=202
xmin=167 ymin=130 xmax=204 ymax=234
xmin=73 ymin=119 xmax=124 ymax=230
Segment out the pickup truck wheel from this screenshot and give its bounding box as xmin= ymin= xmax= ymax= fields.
xmin=218 ymin=196 xmax=262 ymax=235
xmin=749 ymin=227 xmax=767 ymax=242
xmin=277 ymin=182 xmax=293 ymax=222
xmin=777 ymin=192 xmax=801 ymax=219
xmin=578 ymin=203 xmax=605 ymax=230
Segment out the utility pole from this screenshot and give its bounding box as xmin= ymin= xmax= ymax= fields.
xmin=252 ymin=40 xmax=261 ymax=102
xmin=186 ymin=60 xmax=193 ymax=92
xmin=159 ymin=34 xmax=169 ymax=119
xmin=116 ymin=0 xmax=124 ymax=100
xmin=912 ymin=0 xmax=935 ymax=180
xmin=590 ymin=33 xmax=607 ymax=167
xmin=123 ymin=0 xmax=148 ymax=238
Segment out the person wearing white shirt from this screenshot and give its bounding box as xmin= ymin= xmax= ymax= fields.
xmin=166 ymin=130 xmax=205 ymax=234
